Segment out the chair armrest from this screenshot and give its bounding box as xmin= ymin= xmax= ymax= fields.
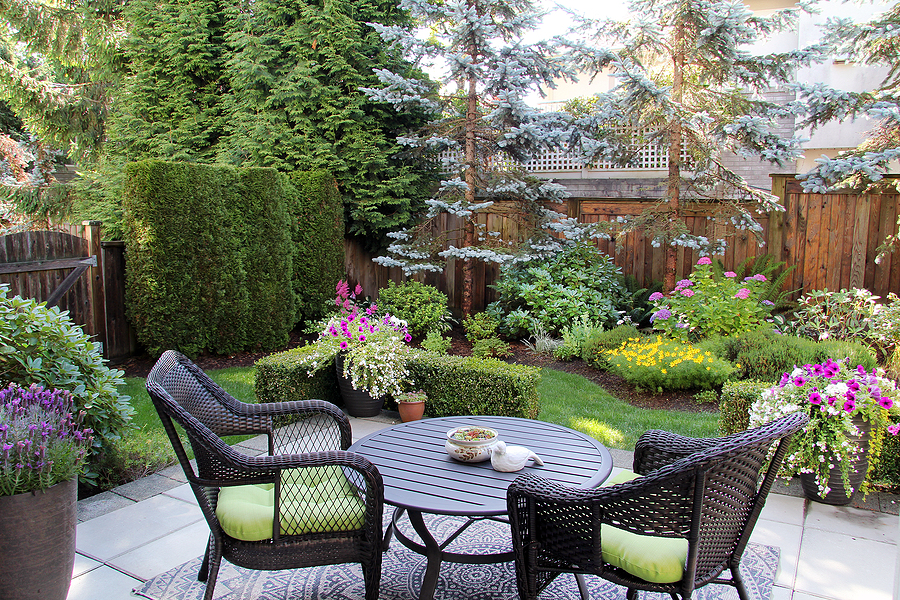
xmin=632 ymin=429 xmax=721 ymax=474
xmin=240 ymin=400 xmax=352 ymax=451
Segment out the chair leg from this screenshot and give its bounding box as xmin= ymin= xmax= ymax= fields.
xmin=361 ymin=563 xmax=381 ymax=600
xmin=731 ymin=565 xmax=751 ymax=600
xmin=574 ymin=573 xmax=589 ymax=600
xmin=198 ymin=534 xmax=214 ymax=582
xmin=202 ymin=539 xmax=223 ymax=600
xmin=625 ymin=588 xmax=639 ymax=600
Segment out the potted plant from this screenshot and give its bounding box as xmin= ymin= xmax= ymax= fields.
xmin=396 ymin=390 xmax=427 ymax=422
xmin=0 ymin=383 xmax=93 ymax=600
xmin=305 ymin=281 xmax=413 ymax=417
xmin=749 ymin=358 xmax=900 ymax=504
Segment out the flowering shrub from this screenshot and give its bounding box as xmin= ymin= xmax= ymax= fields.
xmin=1 ymin=384 xmax=93 ymax=496
xmin=749 ymin=359 xmax=900 ymax=498
xmin=304 ymin=281 xmax=412 ymax=399
xmin=605 ymin=336 xmax=735 ymax=392
xmin=649 ymin=257 xmax=772 ymax=341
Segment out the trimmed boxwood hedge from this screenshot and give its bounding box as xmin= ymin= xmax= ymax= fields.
xmin=255 ymin=348 xmax=541 ymax=420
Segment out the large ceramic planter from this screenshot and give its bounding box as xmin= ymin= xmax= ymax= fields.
xmin=799 ymin=416 xmax=871 ymax=506
xmin=335 ymin=354 xmax=384 ymax=417
xmin=0 ymin=478 xmax=78 ymax=600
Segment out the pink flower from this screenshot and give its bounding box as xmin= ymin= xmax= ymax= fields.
xmin=359 ymin=335 xmax=366 ymax=342
xmin=354 ymin=284 xmax=363 ymax=296
xmin=888 ymin=424 xmax=900 ymax=436
xmin=680 ymin=288 xmax=695 ymax=297
xmin=753 ymin=274 xmax=767 ymax=282
xmin=649 ymin=291 xmax=665 ymax=301
xmin=879 ymin=396 xmax=894 ymax=410
xmin=735 ymin=288 xmax=751 ymax=300
xmin=677 ymin=279 xmax=693 ymax=287
xmin=843 ymin=398 xmax=856 ymax=413
xmin=808 ymin=392 xmax=823 ymax=405
xmin=724 ymin=271 xmax=736 ymax=278
xmin=339 ymin=341 xmax=348 ymax=350
xmin=793 ymin=376 xmax=807 ymax=386
xmin=697 ymin=257 xmax=712 ymax=265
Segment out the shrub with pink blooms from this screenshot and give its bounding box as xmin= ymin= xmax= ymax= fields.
xmin=304 ymin=281 xmax=413 ymax=398
xmin=749 ymin=359 xmax=900 ymax=498
xmin=648 ymin=257 xmax=773 ymax=341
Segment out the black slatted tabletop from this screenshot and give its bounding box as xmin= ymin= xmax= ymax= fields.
xmin=349 ymin=416 xmax=613 ymax=516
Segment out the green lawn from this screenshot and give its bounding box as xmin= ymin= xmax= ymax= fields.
xmin=126 ymin=365 xmax=720 ymax=452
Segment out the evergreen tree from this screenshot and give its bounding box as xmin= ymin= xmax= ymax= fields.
xmin=795 ymin=0 xmax=900 ymax=260
xmin=363 ymin=0 xmax=584 ymax=314
xmin=563 ymin=0 xmax=821 ymax=290
xmin=220 ymin=0 xmax=433 ymax=243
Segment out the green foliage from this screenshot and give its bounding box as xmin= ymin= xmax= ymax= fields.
xmin=492 ymin=242 xmax=627 ymax=335
xmin=0 ymin=285 xmax=133 ymax=485
xmin=219 ymin=0 xmax=433 ymax=243
xmin=618 ymin=274 xmax=661 ymax=328
xmin=718 ymin=254 xmax=797 ymax=309
xmin=463 ymin=311 xmax=500 ymax=342
xmin=406 ymin=353 xmax=540 ymax=419
xmin=874 ymin=413 xmax=900 ymax=487
xmin=288 ymin=171 xmax=345 ymax=324
xmin=692 ymin=389 xmax=719 ymax=405
xmin=715 ymin=328 xmax=877 ymax=382
xmin=581 ymin=324 xmax=645 ymax=369
xmin=254 ymin=345 xmax=341 ymax=407
xmin=93 ymin=428 xmax=177 ymax=491
xmin=377 ymin=280 xmax=453 ymax=337
xmin=719 ymin=379 xmax=773 ymax=435
xmin=605 ymin=336 xmax=735 ymax=392
xmin=123 ymin=160 xmax=294 ymax=356
xmin=649 ymin=258 xmax=773 ymax=341
xmin=471 ymin=337 xmax=512 ymax=359
xmin=420 ymin=330 xmax=452 ymax=355
xmin=554 ymin=314 xmax=605 ymax=361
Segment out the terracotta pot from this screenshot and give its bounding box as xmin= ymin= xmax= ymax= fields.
xmin=0 ymin=478 xmax=77 ymax=600
xmin=398 ymin=400 xmax=426 ymax=422
xmin=799 ymin=416 xmax=871 ymax=506
xmin=335 ymin=354 xmax=384 ymax=417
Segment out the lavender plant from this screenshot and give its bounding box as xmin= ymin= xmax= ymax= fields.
xmin=0 ymin=383 xmax=93 ymax=496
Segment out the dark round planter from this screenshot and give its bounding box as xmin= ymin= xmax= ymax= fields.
xmin=799 ymin=416 xmax=871 ymax=506
xmin=0 ymin=478 xmax=78 ymax=600
xmin=335 ymin=355 xmax=385 ymax=418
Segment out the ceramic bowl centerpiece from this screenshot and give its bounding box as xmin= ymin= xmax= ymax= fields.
xmin=445 ymin=426 xmax=499 ymax=463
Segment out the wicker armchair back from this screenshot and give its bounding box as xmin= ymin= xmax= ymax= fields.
xmin=147 ymin=350 xmax=384 ymax=600
xmin=508 ymin=411 xmax=808 ymax=600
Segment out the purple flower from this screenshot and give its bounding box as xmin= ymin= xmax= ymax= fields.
xmin=847 ymin=379 xmax=860 ymax=392
xmin=677 ymin=279 xmax=693 ymax=288
xmin=359 ymin=335 xmax=366 ymax=342
xmin=827 ymin=396 xmax=837 ymax=406
xmin=680 ymin=288 xmax=695 ymax=297
xmin=753 ymin=274 xmax=768 ymax=282
xmin=339 ymin=341 xmax=348 ymax=350
xmin=793 ymin=376 xmax=807 ymax=386
xmin=879 ymin=396 xmax=894 ymax=410
xmin=649 ymin=291 xmax=665 ymax=301
xmin=735 ymin=288 xmax=751 ymax=300
xmin=762 ymin=300 xmax=775 ymax=306
xmin=697 ymin=257 xmax=712 ymax=265
xmin=724 ymin=271 xmax=736 ymax=278
xmin=650 ymin=308 xmax=672 ymax=322
xmin=843 ymin=398 xmax=856 ymax=413
xmin=809 ymin=392 xmax=823 ymax=405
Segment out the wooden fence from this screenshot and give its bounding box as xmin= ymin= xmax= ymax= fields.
xmin=347 ymin=175 xmax=900 ymax=312
xmin=0 ymin=223 xmax=136 ymax=361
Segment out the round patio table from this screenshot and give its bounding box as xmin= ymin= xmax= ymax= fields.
xmin=348 ymin=416 xmax=613 ymax=600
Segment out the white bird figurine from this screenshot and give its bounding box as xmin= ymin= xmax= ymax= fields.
xmin=490 ymin=440 xmax=544 ymax=472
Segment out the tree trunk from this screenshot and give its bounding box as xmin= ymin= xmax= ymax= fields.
xmin=461 ymin=2 xmax=479 ymax=316
xmin=665 ymin=22 xmax=686 ymax=293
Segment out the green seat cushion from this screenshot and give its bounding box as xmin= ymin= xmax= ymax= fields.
xmin=598 ymin=468 xmax=689 ymax=583
xmin=216 ymin=466 xmax=367 ymax=542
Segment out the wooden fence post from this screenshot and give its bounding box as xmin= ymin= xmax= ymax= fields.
xmin=83 ymin=221 xmax=108 ymax=357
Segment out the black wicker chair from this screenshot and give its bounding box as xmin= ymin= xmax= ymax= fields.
xmin=508 ymin=411 xmax=808 ymax=600
xmin=147 ymin=350 xmax=384 ymax=600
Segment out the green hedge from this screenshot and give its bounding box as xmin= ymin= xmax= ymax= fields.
xmin=255 ymin=348 xmax=541 ymax=419
xmin=254 ymin=345 xmax=341 ymax=407
xmin=719 ymin=379 xmax=773 ymax=435
xmin=406 ymin=353 xmax=541 ymax=419
xmin=289 ymin=170 xmax=345 ymax=324
xmin=124 ymin=160 xmax=296 ymax=356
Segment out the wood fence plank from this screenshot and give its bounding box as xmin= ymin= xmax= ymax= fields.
xmin=849 ymin=195 xmax=870 ymax=291
xmin=864 ymin=193 xmax=883 ymax=292
xmin=825 ymin=194 xmax=843 ymax=291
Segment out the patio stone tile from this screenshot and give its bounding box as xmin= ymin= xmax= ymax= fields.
xmin=76 ymin=494 xmax=203 ymax=562
xmin=77 ymin=490 xmax=136 ymax=523
xmin=156 ymin=462 xmax=188 ymax=482
xmin=162 ymin=482 xmax=197 ymax=504
xmin=769 ymin=584 xmax=793 ymax=600
xmin=72 ymin=553 xmax=102 ymax=578
xmin=108 ymin=520 xmax=209 ymax=580
xmin=608 ymin=448 xmax=633 ymax=469
xmin=759 ymin=493 xmax=806 ymax=527
xmin=111 ymin=472 xmax=184 ymax=502
xmin=749 ymin=519 xmax=802 ymax=589
xmin=795 ymin=528 xmax=895 ymax=600
xmin=349 ymin=416 xmax=396 ymax=442
xmin=805 ymin=501 xmax=897 ymax=544
xmin=234 ymin=433 xmax=268 ymax=454
xmin=878 ymin=493 xmax=900 ymax=515
xmin=67 ymin=565 xmax=143 ymax=600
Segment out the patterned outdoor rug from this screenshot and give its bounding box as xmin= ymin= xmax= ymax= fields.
xmin=134 ymin=514 xmax=779 ymax=600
